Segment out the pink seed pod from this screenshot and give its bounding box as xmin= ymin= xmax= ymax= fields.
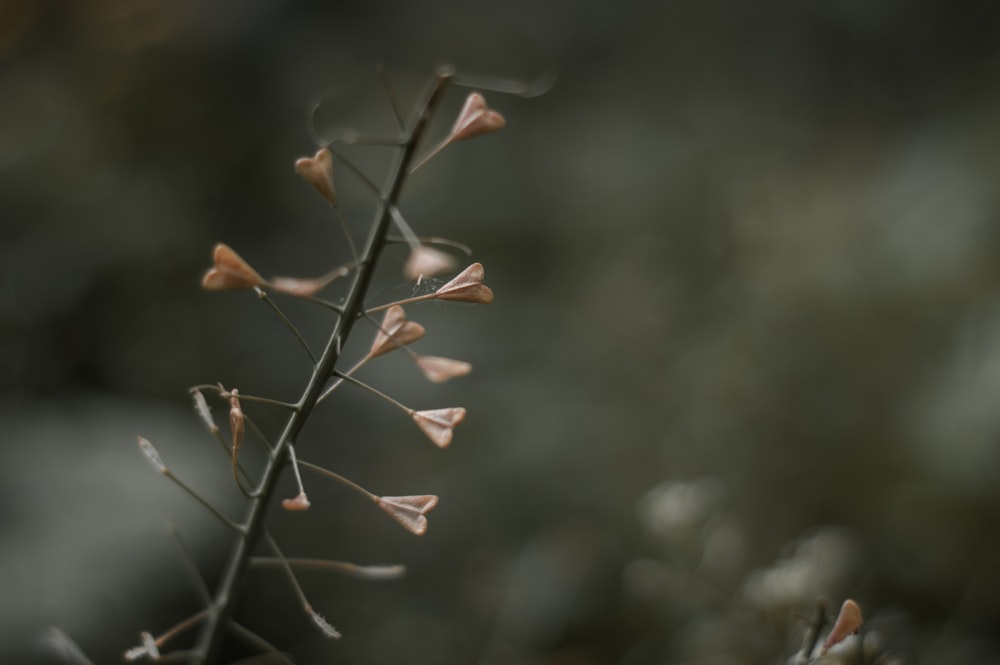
xmin=450 ymin=92 xmax=506 ymax=143
xmin=821 ymin=599 xmax=863 ymax=654
xmin=294 ymin=147 xmax=337 ymax=206
xmin=369 ymin=305 xmax=425 ymax=358
xmin=376 ymin=494 xmax=439 ymax=536
xmin=202 ymin=244 xmax=266 ymax=291
xmin=412 ymin=407 xmax=466 ymax=448
xmin=435 ymin=263 xmax=494 ymax=304
xmin=282 ymin=492 xmax=311 ymax=511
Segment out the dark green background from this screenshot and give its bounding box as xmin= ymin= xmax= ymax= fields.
xmin=3 ymin=1 xmax=1000 ymax=663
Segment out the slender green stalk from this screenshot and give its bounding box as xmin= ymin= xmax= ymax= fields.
xmin=190 ymin=70 xmax=453 ymax=664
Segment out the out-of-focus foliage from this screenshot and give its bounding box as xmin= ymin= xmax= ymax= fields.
xmin=4 ymin=1 xmax=1000 ymax=664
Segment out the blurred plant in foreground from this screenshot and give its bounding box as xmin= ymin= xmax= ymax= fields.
xmin=626 ymin=478 xmax=903 ymax=664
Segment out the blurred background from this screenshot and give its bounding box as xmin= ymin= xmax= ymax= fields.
xmin=3 ymin=1 xmax=1000 ymax=663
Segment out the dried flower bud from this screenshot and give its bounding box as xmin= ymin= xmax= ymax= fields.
xmin=822 ymin=599 xmax=863 ymax=654
xmin=416 ymin=355 xmax=472 ymax=383
xmin=137 ymin=436 xmax=167 ymax=474
xmin=201 ymin=244 xmax=266 ymax=291
xmin=229 ymin=390 xmax=244 ymax=453
xmin=435 ymin=263 xmax=494 ymax=303
xmin=376 ymin=494 xmax=439 ymax=536
xmin=369 ymin=305 xmax=426 ymax=358
xmin=295 ymin=147 xmax=337 ymax=206
xmin=191 ymin=389 xmax=218 ymax=434
xmin=450 ymin=92 xmax=506 ymax=143
xmin=405 ymin=245 xmax=457 ymax=281
xmin=307 ymin=607 xmax=341 ymax=640
xmin=282 ymin=492 xmax=311 ymax=511
xmin=124 ymin=631 xmax=160 ymax=662
xmin=412 ymin=407 xmax=466 ymax=448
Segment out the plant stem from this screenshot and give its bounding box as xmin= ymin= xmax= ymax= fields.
xmin=190 ymin=70 xmax=453 ymax=664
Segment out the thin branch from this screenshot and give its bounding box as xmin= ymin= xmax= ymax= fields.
xmin=226 ymin=393 xmax=300 ymax=412
xmin=298 ymin=459 xmax=377 ymax=501
xmin=169 ymin=524 xmax=213 ymax=605
xmin=254 ymin=289 xmax=317 ymax=364
xmin=333 ymin=371 xmax=413 ymax=414
xmin=386 ymin=234 xmax=473 ymax=255
xmin=364 ymin=293 xmax=436 ymax=315
xmin=262 ymin=531 xmax=341 ymax=639
xmin=164 ymin=469 xmax=244 ymax=533
xmin=452 ymin=68 xmax=557 ymax=97
xmin=250 ymin=557 xmax=405 ymax=580
xmin=154 ymin=608 xmax=213 ymax=652
xmin=330 ymin=150 xmax=381 ymax=197
xmin=297 ymin=293 xmax=346 ymax=313
xmin=193 ymin=384 xmax=299 ymax=411
xmin=409 ymin=135 xmax=456 ymax=173
xmin=375 ymin=62 xmax=405 ymax=130
xmin=332 ymin=206 xmax=359 ymax=264
xmin=263 ymin=531 xmax=309 ymax=609
xmin=316 ymin=355 xmax=368 ymax=404
xmin=243 ymin=413 xmax=274 ymax=455
xmin=229 ymin=623 xmax=295 ymax=665
xmin=389 ymin=205 xmax=421 ymax=250
xmin=287 ymin=444 xmax=308 ymax=498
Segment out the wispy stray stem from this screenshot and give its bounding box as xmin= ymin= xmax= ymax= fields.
xmin=169 ymin=524 xmax=213 ymax=604
xmin=250 ymin=557 xmax=406 ymax=580
xmin=191 ymin=71 xmax=454 ymax=664
xmin=376 ymin=63 xmax=406 ymax=130
xmin=330 ymin=151 xmax=381 ymax=198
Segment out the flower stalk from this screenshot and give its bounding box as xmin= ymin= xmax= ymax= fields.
xmin=190 ymin=70 xmax=457 ymax=664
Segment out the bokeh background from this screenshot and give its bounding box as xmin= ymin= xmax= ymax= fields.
xmin=4 ymin=1 xmax=1000 ymax=663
